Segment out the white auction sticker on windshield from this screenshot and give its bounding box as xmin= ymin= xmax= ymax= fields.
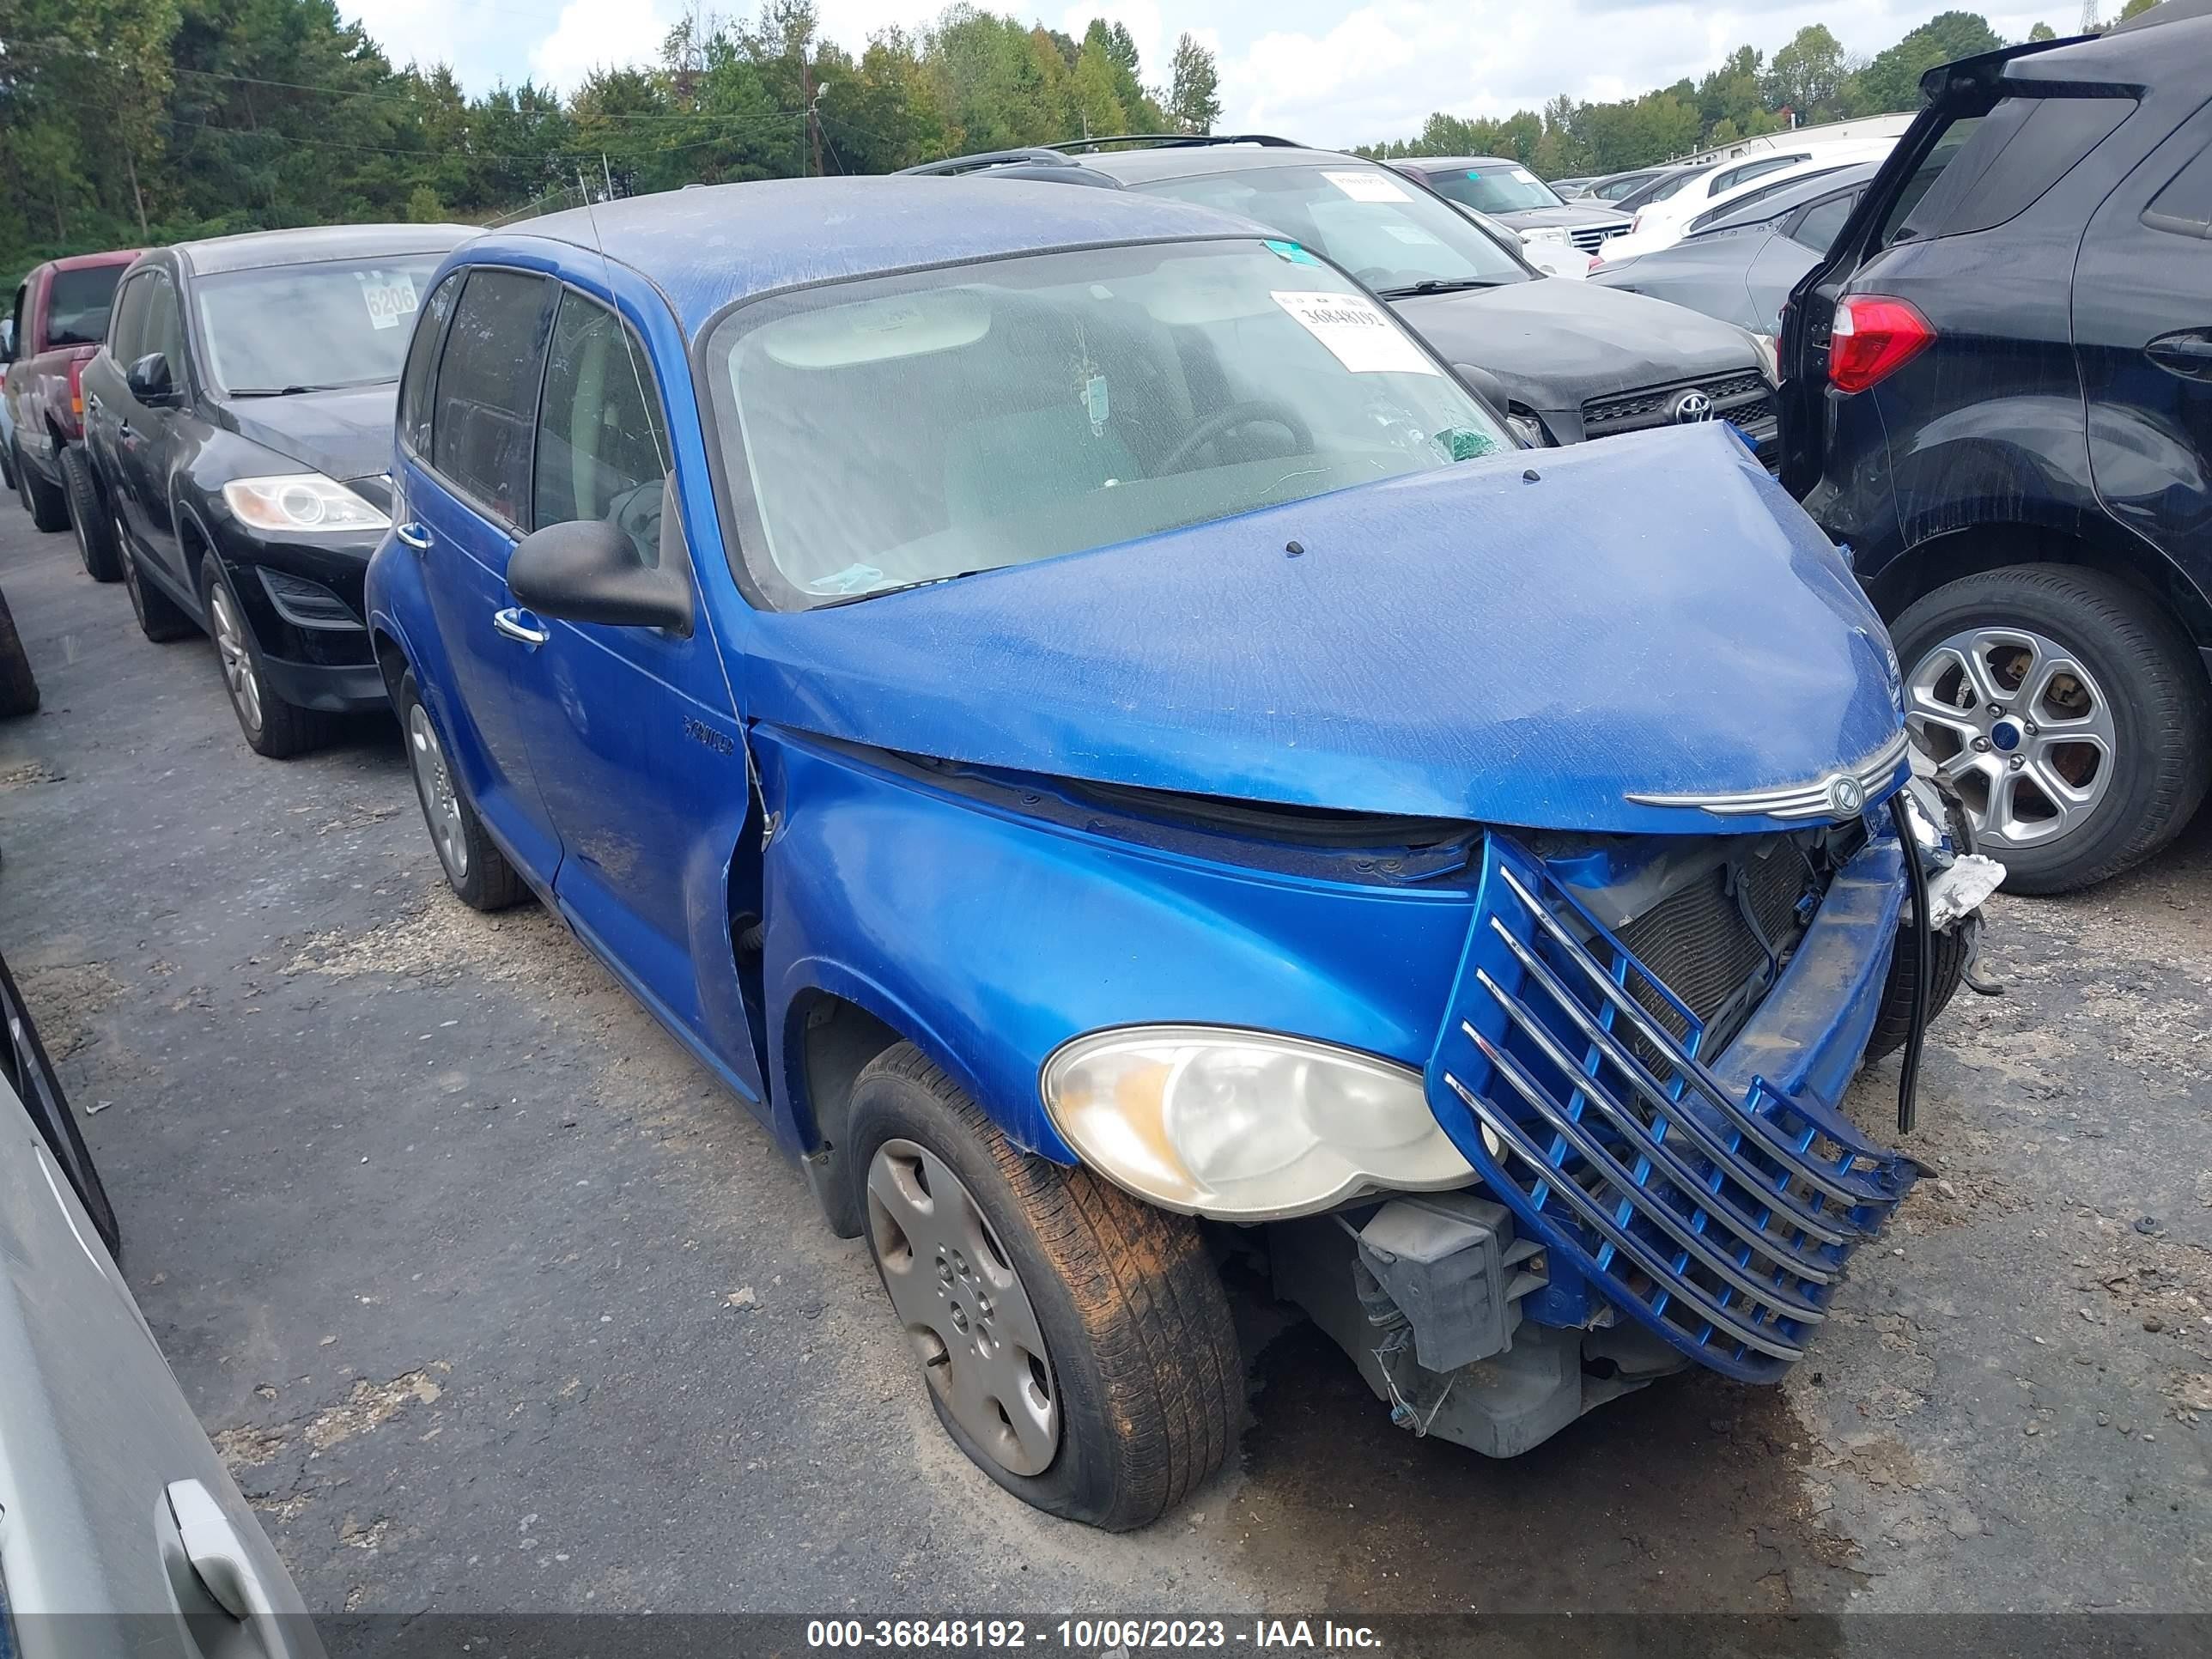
xmin=1322 ymin=169 xmax=1411 ymax=204
xmin=1272 ymin=290 xmax=1438 ymax=376
xmin=358 ymin=270 xmax=420 ymax=331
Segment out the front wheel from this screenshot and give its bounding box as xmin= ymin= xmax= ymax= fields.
xmin=1893 ymin=564 xmax=2212 ymax=894
xmin=849 ymin=1043 xmax=1243 ymax=1531
xmin=0 ymin=585 xmax=40 ymax=717
xmin=203 ymin=556 xmax=332 ymax=759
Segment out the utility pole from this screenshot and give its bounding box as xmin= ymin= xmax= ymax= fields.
xmin=602 ymin=151 xmax=616 ymax=201
xmin=799 ymin=51 xmax=811 ymax=178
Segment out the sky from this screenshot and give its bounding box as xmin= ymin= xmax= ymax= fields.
xmin=343 ymin=0 xmax=2075 ymax=148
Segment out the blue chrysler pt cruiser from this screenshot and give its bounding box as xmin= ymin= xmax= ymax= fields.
xmin=366 ymin=178 xmax=1997 ymax=1530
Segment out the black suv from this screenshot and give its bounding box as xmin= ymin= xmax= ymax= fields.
xmin=81 ymin=223 xmax=471 ymax=757
xmin=1780 ymin=5 xmax=2212 ymax=893
xmin=903 ymin=137 xmax=1781 ymax=459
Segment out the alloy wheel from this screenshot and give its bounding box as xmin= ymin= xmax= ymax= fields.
xmin=866 ymin=1138 xmax=1060 ymax=1477
xmin=406 ymin=702 xmax=470 ymax=882
xmin=1905 ymin=624 xmax=2116 ymax=849
xmin=209 ymin=583 xmax=263 ymax=735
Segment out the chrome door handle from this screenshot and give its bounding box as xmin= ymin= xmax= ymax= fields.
xmin=394 ymin=520 xmax=432 ymax=551
xmin=492 ymin=607 xmax=549 ymax=647
xmin=167 ymin=1479 xmax=281 ymax=1622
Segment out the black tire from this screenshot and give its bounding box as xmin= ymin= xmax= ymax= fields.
xmin=15 ymin=440 xmax=68 ymax=532
xmin=0 ymin=584 xmax=40 ymax=717
xmin=848 ymin=1043 xmax=1242 ymax=1531
xmin=59 ymin=446 xmax=122 ymax=581
xmin=119 ymin=540 xmax=197 ymax=642
xmin=1892 ymin=565 xmax=2212 ymax=894
xmin=1 ymin=437 xmax=15 ymax=490
xmin=397 ymin=669 xmax=527 ymax=911
xmin=201 ymin=554 xmax=333 ymax=759
xmin=1863 ymin=921 xmax=1967 ymax=1063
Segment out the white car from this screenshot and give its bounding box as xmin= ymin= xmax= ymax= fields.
xmin=1595 ymin=143 xmax=1897 ymax=264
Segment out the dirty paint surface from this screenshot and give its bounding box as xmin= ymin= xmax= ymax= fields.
xmin=1 ymin=517 xmax=2207 ymax=1617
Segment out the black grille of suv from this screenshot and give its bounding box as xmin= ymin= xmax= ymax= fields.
xmin=1582 ymin=371 xmax=1773 ymax=437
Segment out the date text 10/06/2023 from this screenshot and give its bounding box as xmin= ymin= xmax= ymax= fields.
xmin=805 ymin=1620 xmax=1384 ymax=1650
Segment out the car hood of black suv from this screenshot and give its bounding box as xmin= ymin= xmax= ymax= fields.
xmin=1488 ymin=202 xmax=1632 ymax=235
xmin=218 ymin=382 xmax=398 ymax=505
xmin=1389 ymin=277 xmax=1764 ymax=434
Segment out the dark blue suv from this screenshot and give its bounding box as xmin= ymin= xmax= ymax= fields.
xmin=368 ymin=177 xmax=1995 ymax=1529
xmin=1780 ymin=8 xmax=2212 ymax=892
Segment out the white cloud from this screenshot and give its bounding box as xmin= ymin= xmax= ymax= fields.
xmin=531 ymin=0 xmax=681 ymax=91
xmin=336 ymin=1 xmax=2072 ymax=141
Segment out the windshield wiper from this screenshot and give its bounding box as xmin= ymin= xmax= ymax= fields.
xmin=1374 ymin=278 xmax=1507 ymax=299
xmin=227 ymin=380 xmax=386 ymax=398
xmin=810 ymin=568 xmax=992 ymax=610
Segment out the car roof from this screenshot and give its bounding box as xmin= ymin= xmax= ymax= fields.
xmin=489 ymin=176 xmax=1262 ymax=334
xmin=46 ymin=249 xmax=141 ymax=275
xmin=1060 ymin=143 xmax=1397 ymax=185
xmin=175 ymin=222 xmax=477 ymax=277
xmin=1393 ymin=156 xmax=1522 ymax=173
xmin=1698 ymin=161 xmax=1881 ymax=234
xmin=1935 ymin=3 xmax=2209 ymax=99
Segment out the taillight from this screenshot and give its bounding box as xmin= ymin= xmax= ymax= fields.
xmin=1629 ymin=211 xmax=1642 ymax=233
xmin=66 ymin=357 xmax=84 ymax=419
xmin=1828 ymin=295 xmax=1935 ymax=393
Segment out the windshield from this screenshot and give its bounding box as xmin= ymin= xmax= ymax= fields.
xmin=194 ymin=255 xmax=447 ymax=394
xmin=47 ymin=265 xmax=124 ymax=348
xmin=706 ymin=240 xmax=1510 ymax=610
xmin=1425 ymin=164 xmax=1562 ymax=215
xmin=1133 ymin=164 xmax=1528 ymax=294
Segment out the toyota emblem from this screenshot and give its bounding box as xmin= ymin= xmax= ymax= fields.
xmin=1827 ymin=775 xmax=1867 ymax=817
xmin=1671 ymin=390 xmax=1716 ymax=424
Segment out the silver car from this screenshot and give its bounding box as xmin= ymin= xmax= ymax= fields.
xmin=0 ymin=948 xmax=320 ymax=1657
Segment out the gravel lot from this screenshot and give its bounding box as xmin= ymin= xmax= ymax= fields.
xmin=3 ymin=513 xmax=2209 ymax=1622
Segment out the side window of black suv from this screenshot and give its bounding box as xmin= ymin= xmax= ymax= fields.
xmin=2143 ymin=140 xmax=2212 ymax=239
xmin=1882 ymin=95 xmax=2136 ymax=249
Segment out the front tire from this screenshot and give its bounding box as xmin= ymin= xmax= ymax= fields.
xmin=1893 ymin=565 xmax=2212 ymax=894
xmin=397 ymin=668 xmax=527 ymax=911
xmin=849 ymin=1043 xmax=1242 ymax=1531
xmin=0 ymin=585 xmax=40 ymax=717
xmin=202 ymin=556 xmax=332 ymax=759
xmin=59 ymin=447 xmax=122 ymax=581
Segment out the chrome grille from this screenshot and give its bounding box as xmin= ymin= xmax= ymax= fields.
xmin=1569 ymin=224 xmax=1630 ymax=252
xmin=1582 ymin=371 xmax=1772 ymax=435
xmin=1425 ymin=835 xmax=1916 ymax=1382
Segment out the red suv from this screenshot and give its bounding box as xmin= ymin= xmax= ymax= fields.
xmin=4 ymin=250 xmax=139 ymax=550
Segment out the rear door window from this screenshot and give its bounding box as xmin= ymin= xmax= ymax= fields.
xmin=2143 ymin=139 xmax=2212 ymax=239
xmin=1711 ymin=155 xmax=1804 ymax=196
xmin=1789 ymin=190 xmax=1861 ymax=252
xmin=46 ymin=265 xmax=124 ymax=348
xmin=398 ymin=270 xmax=465 ymax=457
xmin=430 ymin=268 xmax=555 ymax=527
xmin=1891 ymin=96 xmax=2134 ymax=246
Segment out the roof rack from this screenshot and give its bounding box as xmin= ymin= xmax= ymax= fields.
xmin=896 ymin=149 xmax=1077 ymax=178
xmin=1041 ymin=133 xmax=1304 ymax=154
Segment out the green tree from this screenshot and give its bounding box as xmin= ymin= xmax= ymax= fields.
xmin=2027 ymin=22 xmax=2059 ymax=39
xmin=1853 ymin=12 xmax=2006 ymax=112
xmin=1167 ymin=33 xmax=1220 ymax=136
xmin=2118 ymin=0 xmax=2160 ymax=19
xmin=1764 ymin=24 xmax=1850 ymax=123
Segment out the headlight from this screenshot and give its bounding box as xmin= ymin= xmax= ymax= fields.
xmin=221 ymin=473 xmax=389 ymax=534
xmin=1040 ymin=1026 xmax=1476 ymax=1221
xmin=1504 ymin=410 xmax=1551 ymax=448
xmin=1522 ymin=227 xmax=1574 ymax=247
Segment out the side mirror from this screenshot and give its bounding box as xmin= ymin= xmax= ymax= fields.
xmin=127 ymin=352 xmax=180 ymax=405
xmin=507 ymin=517 xmax=692 ymax=635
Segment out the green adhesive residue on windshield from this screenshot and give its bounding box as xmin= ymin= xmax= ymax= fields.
xmin=1263 ymin=238 xmax=1321 ymax=266
xmin=1438 ymin=427 xmax=1501 ymax=461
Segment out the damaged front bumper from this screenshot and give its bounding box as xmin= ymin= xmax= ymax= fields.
xmin=1275 ymin=805 xmax=1999 ymax=1457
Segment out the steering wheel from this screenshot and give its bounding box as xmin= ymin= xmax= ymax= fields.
xmin=1159 ymin=399 xmax=1316 ymax=475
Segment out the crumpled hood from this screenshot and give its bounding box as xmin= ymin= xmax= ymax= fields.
xmin=739 ymin=425 xmax=1904 ymax=835
xmin=219 ymin=383 xmax=398 ymax=492
xmin=1391 ymin=279 xmax=1760 ymax=413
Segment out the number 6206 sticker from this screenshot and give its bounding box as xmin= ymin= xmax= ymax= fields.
xmin=358 ymin=270 xmax=421 ymax=331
